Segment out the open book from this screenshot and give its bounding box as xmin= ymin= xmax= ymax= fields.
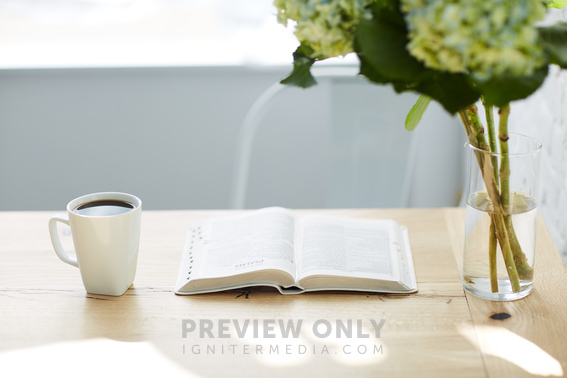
xmin=175 ymin=207 xmax=417 ymax=295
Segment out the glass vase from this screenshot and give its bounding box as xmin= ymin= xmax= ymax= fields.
xmin=463 ymin=133 xmax=542 ymax=301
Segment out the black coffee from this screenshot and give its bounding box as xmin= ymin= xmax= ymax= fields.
xmin=74 ymin=200 xmax=134 ymax=217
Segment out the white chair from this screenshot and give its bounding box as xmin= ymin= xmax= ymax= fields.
xmin=230 ymin=66 xmax=420 ymax=209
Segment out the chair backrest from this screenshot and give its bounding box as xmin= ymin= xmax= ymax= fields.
xmin=230 ymin=66 xmax=420 ymax=209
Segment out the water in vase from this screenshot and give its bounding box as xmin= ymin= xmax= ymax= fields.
xmin=463 ymin=191 xmax=537 ymax=301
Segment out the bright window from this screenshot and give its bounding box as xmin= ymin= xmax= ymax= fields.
xmin=0 ymin=0 xmax=306 ymax=68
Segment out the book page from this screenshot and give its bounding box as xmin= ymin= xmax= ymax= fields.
xmin=195 ymin=207 xmax=296 ymax=280
xmin=296 ymin=215 xmax=400 ymax=281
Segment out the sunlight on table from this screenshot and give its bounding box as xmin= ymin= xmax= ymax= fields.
xmin=459 ymin=325 xmax=563 ymax=377
xmin=305 ymin=321 xmax=387 ymax=367
xmin=236 ymin=324 xmax=313 ymax=367
xmin=224 ymin=320 xmax=386 ymax=368
xmin=0 ymin=338 xmax=197 ymax=378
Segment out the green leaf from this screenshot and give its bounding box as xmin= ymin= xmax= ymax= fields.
xmin=280 ymin=44 xmax=317 ymax=88
xmin=405 ymin=94 xmax=432 ymax=131
xmin=355 ymin=1 xmax=432 ymax=83
xmin=358 ymin=52 xmax=417 ymax=93
xmin=538 ymin=23 xmax=567 ymax=68
xmin=392 ymin=81 xmax=416 ymax=94
xmin=371 ymin=0 xmax=406 ymax=27
xmin=414 ymin=73 xmax=480 ymax=113
xmin=358 ymin=52 xmax=391 ymax=84
xmin=547 ymin=0 xmax=567 ymax=9
xmin=475 ymin=65 xmax=549 ymax=107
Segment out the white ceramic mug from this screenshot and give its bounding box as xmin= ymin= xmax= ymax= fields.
xmin=49 ymin=192 xmax=142 ymax=296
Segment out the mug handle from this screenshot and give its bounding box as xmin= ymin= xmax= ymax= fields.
xmin=49 ymin=214 xmax=78 ymax=268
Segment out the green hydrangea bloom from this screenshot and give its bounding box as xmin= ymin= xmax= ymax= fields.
xmin=274 ymin=0 xmax=372 ymax=59
xmin=401 ymin=0 xmax=548 ymax=81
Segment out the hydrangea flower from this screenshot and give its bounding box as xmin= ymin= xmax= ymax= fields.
xmin=274 ymin=0 xmax=372 ymax=59
xmin=401 ymin=0 xmax=548 ymax=81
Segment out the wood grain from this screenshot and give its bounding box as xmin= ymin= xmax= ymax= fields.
xmin=0 ymin=208 xmax=563 ymax=377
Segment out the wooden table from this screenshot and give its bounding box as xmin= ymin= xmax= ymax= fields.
xmin=1 ymin=209 xmax=566 ymax=377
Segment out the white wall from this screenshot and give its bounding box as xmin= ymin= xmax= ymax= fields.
xmin=0 ymin=65 xmax=464 ymax=212
xmin=0 ymin=66 xmax=280 ymax=210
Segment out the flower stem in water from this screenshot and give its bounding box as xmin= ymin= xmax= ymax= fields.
xmin=489 ymin=215 xmax=498 ymax=293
